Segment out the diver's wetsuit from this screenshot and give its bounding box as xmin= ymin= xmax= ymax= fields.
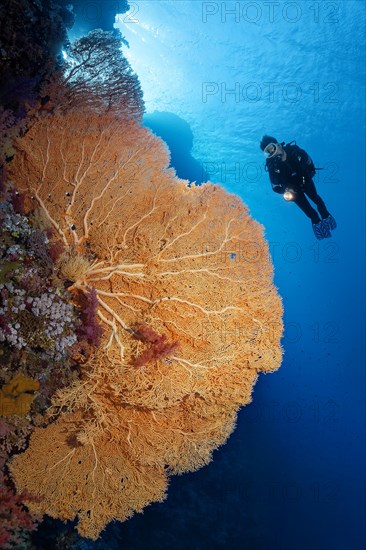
xmin=266 ymin=143 xmax=330 ymax=224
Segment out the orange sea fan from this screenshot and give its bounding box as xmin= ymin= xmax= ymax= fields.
xmin=10 ymin=411 xmax=168 ymax=541
xmin=8 ymin=111 xmax=283 ymax=539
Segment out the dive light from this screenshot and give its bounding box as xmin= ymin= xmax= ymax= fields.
xmin=283 ymin=190 xmax=295 ymax=201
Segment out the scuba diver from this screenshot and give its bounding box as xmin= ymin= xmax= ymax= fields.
xmin=260 ymin=135 xmax=336 ymax=240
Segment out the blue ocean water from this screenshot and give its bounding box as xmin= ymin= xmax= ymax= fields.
xmin=38 ymin=2 xmax=365 ymax=549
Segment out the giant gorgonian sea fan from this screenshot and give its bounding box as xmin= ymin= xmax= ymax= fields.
xmin=8 ymin=110 xmax=283 ymax=539
xmin=41 ymin=29 xmax=144 ymax=120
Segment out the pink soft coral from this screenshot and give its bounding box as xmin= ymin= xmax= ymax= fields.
xmin=0 ymin=485 xmax=40 ymax=548
xmin=133 ymin=323 xmax=179 ymax=367
xmin=76 ymin=286 xmax=104 ymax=347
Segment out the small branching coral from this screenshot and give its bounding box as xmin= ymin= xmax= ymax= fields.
xmin=8 ymin=110 xmax=284 ymax=539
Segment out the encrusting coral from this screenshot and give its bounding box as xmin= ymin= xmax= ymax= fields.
xmin=7 ymin=110 xmax=283 ymax=539
xmin=0 ymin=373 xmax=39 ymax=417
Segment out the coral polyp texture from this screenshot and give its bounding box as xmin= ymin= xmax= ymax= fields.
xmin=8 ymin=111 xmax=283 ymax=539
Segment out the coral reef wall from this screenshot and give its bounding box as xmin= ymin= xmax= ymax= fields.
xmin=57 ymin=0 xmax=129 ymax=35
xmin=7 ymin=109 xmax=283 ymax=539
xmin=0 ymin=0 xmax=72 ymax=98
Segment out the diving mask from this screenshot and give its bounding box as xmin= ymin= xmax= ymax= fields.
xmin=263 ymin=142 xmax=279 ymax=159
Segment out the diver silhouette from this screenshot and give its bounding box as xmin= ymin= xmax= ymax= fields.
xmin=260 ymin=135 xmax=336 ymax=240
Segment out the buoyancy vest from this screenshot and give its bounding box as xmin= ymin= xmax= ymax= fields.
xmin=265 ymin=141 xmax=316 ymax=193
